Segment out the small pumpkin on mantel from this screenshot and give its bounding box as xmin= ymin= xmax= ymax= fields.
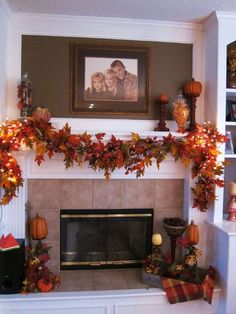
xmin=185 ymin=220 xmax=199 ymax=245
xmin=30 ymin=213 xmax=48 ymax=240
xmin=183 ymin=78 xmax=202 ymax=97
xmin=32 ymin=107 xmax=51 ymax=123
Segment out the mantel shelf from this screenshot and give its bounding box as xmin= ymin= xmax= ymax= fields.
xmin=89 ymin=131 xmax=187 ymax=140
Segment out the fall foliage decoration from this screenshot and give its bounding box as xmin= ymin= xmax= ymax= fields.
xmin=143 ymin=235 xmax=216 ymax=305
xmin=185 ymin=220 xmax=199 ymax=245
xmin=30 ymin=213 xmax=48 ymax=240
xmin=21 ymin=241 xmax=60 ymax=293
xmin=0 ymin=111 xmax=227 ymax=211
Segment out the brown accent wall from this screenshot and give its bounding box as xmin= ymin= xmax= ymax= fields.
xmin=28 ymin=179 xmax=184 ymax=274
xmin=21 ymin=36 xmax=192 ymax=120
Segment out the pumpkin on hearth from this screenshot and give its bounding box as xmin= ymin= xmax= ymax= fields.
xmin=30 ymin=213 xmax=48 ymax=240
xmin=183 ymin=78 xmax=202 ymax=97
xmin=32 ymin=107 xmax=51 ymax=123
xmin=37 ymin=278 xmax=53 ymax=292
xmin=185 ymin=220 xmax=199 ymax=245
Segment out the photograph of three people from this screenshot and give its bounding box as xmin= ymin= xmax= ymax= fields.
xmin=71 ymin=43 xmax=149 ymax=114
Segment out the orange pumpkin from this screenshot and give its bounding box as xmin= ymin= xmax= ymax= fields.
xmin=185 ymin=220 xmax=199 ymax=245
xmin=30 ymin=213 xmax=48 ymax=240
xmin=158 ymin=93 xmax=169 ymax=103
xmin=32 ymin=107 xmax=51 ymax=123
xmin=183 ymin=78 xmax=202 ymax=97
xmin=37 ymin=278 xmax=53 ymax=292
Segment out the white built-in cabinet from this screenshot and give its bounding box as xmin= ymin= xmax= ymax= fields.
xmin=203 ymin=12 xmax=236 ymax=314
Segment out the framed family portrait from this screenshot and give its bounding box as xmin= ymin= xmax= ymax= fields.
xmin=70 ymin=43 xmax=149 ymax=115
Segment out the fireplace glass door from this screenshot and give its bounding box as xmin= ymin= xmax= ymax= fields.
xmin=60 ymin=208 xmax=153 ymax=269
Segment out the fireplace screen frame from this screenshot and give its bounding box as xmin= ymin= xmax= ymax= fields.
xmin=60 ymin=208 xmax=153 ymax=270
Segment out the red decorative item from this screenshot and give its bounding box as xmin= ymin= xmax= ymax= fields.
xmin=17 ymin=73 xmax=32 ymax=117
xmin=183 ymin=78 xmax=202 ymax=132
xmin=0 ymin=233 xmax=20 ymax=251
xmin=154 ymin=93 xmax=169 ymax=131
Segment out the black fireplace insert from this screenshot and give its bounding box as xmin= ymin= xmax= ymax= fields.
xmin=60 ymin=208 xmax=153 ymax=270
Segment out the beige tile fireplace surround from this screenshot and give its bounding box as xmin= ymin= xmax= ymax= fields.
xmin=28 ymin=178 xmax=183 ymax=291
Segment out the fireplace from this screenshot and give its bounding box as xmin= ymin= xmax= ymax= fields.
xmin=60 ymin=208 xmax=153 ymax=270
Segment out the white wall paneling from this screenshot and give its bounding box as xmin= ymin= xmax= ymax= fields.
xmin=0 ymin=0 xmax=10 ymax=121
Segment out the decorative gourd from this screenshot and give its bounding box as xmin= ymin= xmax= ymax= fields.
xmin=32 ymin=107 xmax=51 ymax=123
xmin=183 ymin=78 xmax=202 ymax=97
xmin=30 ymin=213 xmax=48 ymax=240
xmin=185 ymin=220 xmax=199 ymax=245
xmin=37 ymin=278 xmax=53 ymax=292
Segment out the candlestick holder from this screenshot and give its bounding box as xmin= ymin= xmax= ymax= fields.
xmin=183 ymin=78 xmax=202 ymax=132
xmin=163 ymin=217 xmax=187 ymax=262
xmin=154 ymin=94 xmax=169 ymax=131
xmin=185 ymin=95 xmax=197 ymax=132
xmin=152 ymin=244 xmax=160 ymax=255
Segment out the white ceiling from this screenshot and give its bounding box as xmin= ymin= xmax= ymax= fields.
xmin=5 ymin=0 xmax=236 ymax=24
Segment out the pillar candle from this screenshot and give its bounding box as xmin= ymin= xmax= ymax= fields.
xmin=152 ymin=233 xmax=162 ymax=246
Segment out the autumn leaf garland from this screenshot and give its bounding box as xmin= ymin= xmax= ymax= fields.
xmin=0 ymin=117 xmax=227 ymax=211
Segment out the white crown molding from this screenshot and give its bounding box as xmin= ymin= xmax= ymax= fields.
xmin=9 ymin=12 xmax=202 ymax=44
xmin=11 ymin=12 xmax=202 ymax=30
xmin=215 ymin=10 xmax=236 ymax=21
xmin=204 ymin=11 xmax=236 ymax=29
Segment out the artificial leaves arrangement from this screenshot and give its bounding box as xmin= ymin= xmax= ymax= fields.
xmin=143 ymin=219 xmax=216 ymax=304
xmin=21 ymin=210 xmax=60 ymax=293
xmin=0 ymin=107 xmax=227 ymax=211
xmin=21 ymin=240 xmax=60 ymax=293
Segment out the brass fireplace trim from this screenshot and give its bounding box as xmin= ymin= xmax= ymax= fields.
xmin=61 ymin=213 xmax=152 ymax=218
xmin=61 ymin=259 xmax=144 ymax=266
